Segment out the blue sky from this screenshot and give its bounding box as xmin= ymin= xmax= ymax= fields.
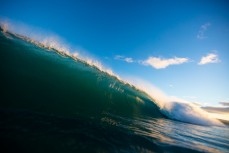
xmin=1 ymin=0 xmax=229 ymax=106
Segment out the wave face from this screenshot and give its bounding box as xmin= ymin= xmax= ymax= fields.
xmin=0 ymin=31 xmax=162 ymax=119
xmin=0 ymin=31 xmax=229 ymax=153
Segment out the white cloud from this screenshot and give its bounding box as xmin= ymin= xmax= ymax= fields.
xmin=124 ymin=57 xmax=134 ymax=63
xmin=198 ymin=53 xmax=220 ymax=65
xmin=197 ymin=22 xmax=211 ymax=39
xmin=142 ymin=56 xmax=189 ymax=69
xmin=114 ymin=55 xmax=134 ymax=63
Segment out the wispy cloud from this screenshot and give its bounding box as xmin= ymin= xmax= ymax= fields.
xmin=219 ymin=102 xmax=229 ymax=106
xmin=202 ymin=106 xmax=229 ymax=114
xmin=202 ymin=102 xmax=229 ymax=114
xmin=124 ymin=57 xmax=134 ymax=63
xmin=142 ymin=56 xmax=189 ymax=69
xmin=114 ymin=55 xmax=124 ymax=60
xmin=114 ymin=55 xmax=134 ymax=63
xmin=198 ymin=53 xmax=220 ymax=65
xmin=197 ymin=22 xmax=211 ymax=39
xmin=114 ymin=52 xmax=220 ymax=69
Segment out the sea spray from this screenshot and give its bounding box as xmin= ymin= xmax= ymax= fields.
xmin=124 ymin=78 xmax=224 ymax=126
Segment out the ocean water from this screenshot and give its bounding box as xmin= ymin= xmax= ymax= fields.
xmin=0 ymin=31 xmax=229 ymax=153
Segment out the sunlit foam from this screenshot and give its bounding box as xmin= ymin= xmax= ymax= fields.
xmin=123 ymin=78 xmax=224 ymax=126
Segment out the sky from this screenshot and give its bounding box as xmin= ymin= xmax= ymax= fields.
xmin=1 ymin=0 xmax=229 ymax=108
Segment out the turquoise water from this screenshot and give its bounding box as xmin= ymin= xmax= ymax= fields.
xmin=0 ymin=32 xmax=228 ymax=153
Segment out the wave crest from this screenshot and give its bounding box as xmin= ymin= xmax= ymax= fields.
xmin=0 ymin=19 xmax=224 ymax=127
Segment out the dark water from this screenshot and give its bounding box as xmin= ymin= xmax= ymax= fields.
xmin=0 ymin=32 xmax=228 ymax=153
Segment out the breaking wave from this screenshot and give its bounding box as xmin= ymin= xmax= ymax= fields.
xmin=0 ymin=19 xmax=224 ymax=127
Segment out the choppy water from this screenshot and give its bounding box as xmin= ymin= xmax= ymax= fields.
xmin=0 ymin=31 xmax=228 ymax=153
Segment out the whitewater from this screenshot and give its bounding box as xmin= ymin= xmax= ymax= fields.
xmin=0 ymin=21 xmax=229 ymax=153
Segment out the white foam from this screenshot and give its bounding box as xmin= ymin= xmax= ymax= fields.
xmin=124 ymin=78 xmax=224 ymax=126
xmin=161 ymin=101 xmax=224 ymax=126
